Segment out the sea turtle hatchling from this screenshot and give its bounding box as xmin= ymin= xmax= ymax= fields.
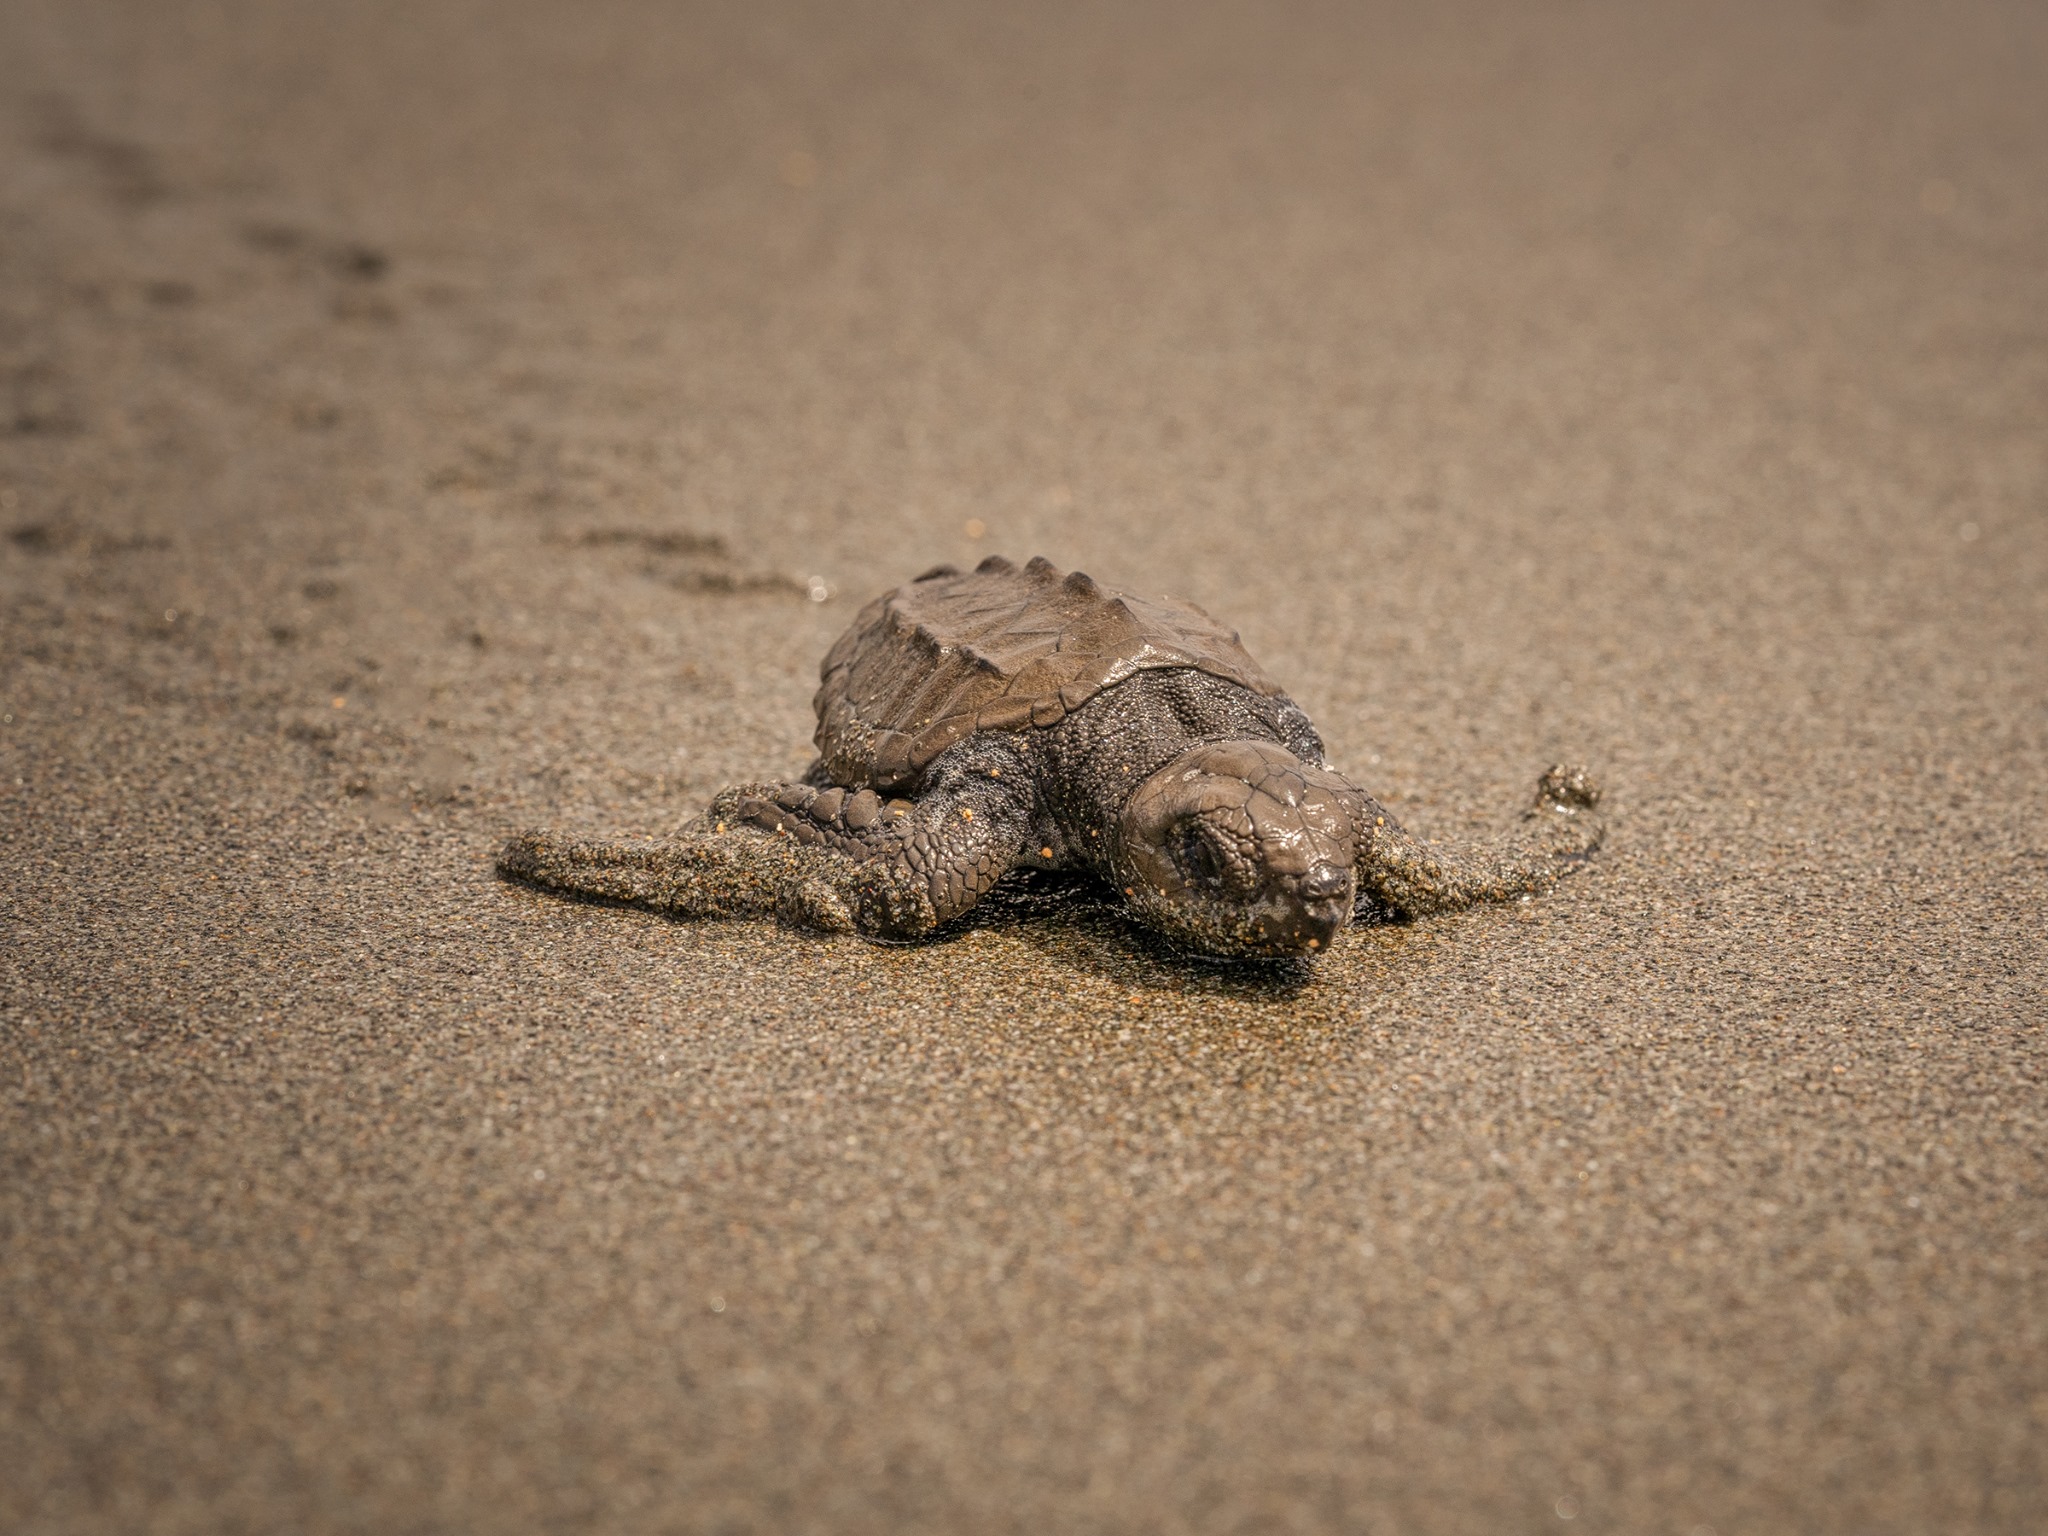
xmin=498 ymin=555 xmax=1603 ymax=958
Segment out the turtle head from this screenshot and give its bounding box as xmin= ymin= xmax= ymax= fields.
xmin=1111 ymin=740 xmax=1358 ymax=958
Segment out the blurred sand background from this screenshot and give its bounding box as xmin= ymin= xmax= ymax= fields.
xmin=2 ymin=1 xmax=2044 ymax=1531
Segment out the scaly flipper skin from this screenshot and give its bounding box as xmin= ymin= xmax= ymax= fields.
xmin=498 ymin=754 xmax=1034 ymax=941
xmin=496 ymin=812 xmax=864 ymax=934
xmin=714 ymin=757 xmax=1033 ymax=936
xmin=1343 ymin=765 xmax=1604 ymax=920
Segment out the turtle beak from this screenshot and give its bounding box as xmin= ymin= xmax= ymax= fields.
xmin=1298 ymin=862 xmax=1351 ymax=905
xmin=1290 ymin=862 xmax=1354 ymax=953
xmin=1246 ymin=862 xmax=1353 ymax=955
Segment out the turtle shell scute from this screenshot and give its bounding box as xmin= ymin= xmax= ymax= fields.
xmin=813 ymin=554 xmax=1283 ymax=790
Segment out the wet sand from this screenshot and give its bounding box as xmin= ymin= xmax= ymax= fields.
xmin=3 ymin=2 xmax=2044 ymax=1531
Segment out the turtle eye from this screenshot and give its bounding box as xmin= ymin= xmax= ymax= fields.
xmin=1176 ymin=822 xmax=1226 ymax=889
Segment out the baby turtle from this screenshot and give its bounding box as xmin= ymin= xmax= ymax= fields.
xmin=498 ymin=555 xmax=1602 ymax=958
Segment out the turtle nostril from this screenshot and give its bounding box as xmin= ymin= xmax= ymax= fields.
xmin=1298 ymin=864 xmax=1350 ymax=903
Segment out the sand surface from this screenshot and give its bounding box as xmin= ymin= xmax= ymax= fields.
xmin=3 ymin=2 xmax=2045 ymax=1531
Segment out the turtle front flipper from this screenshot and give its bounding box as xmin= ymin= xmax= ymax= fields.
xmin=500 ymin=763 xmax=1034 ymax=942
xmin=496 ymin=814 xmax=863 ymax=934
xmin=708 ymin=765 xmax=1033 ymax=939
xmin=1343 ymin=765 xmax=1604 ymax=921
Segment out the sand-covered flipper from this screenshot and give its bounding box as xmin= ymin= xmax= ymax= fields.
xmin=1346 ymin=765 xmax=1604 ymax=921
xmin=497 ymin=795 xmax=861 ymax=934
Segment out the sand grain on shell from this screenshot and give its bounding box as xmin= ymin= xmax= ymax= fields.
xmin=3 ymin=1 xmax=2045 ymax=1532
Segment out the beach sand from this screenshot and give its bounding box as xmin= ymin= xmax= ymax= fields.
xmin=3 ymin=2 xmax=2043 ymax=1530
